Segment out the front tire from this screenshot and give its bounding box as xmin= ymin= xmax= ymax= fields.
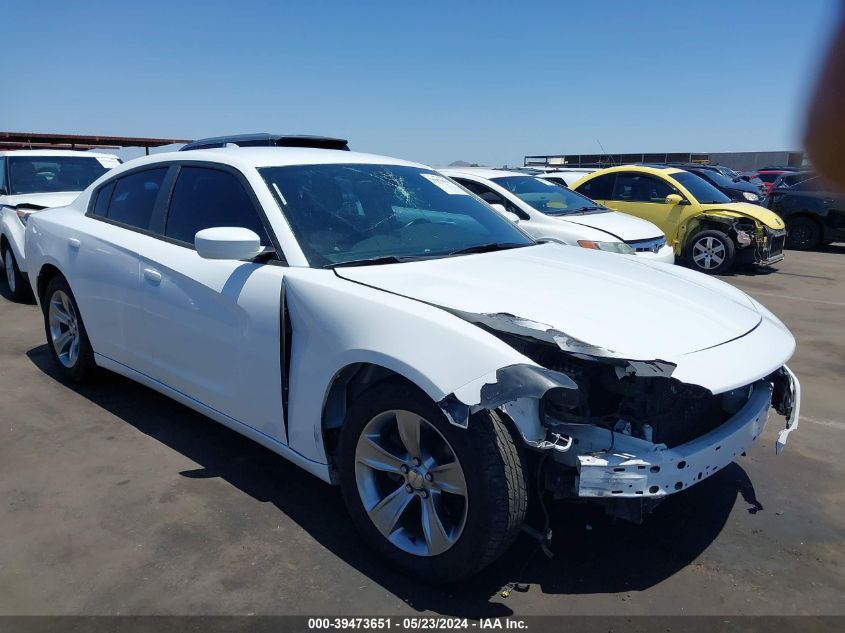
xmin=786 ymin=216 xmax=822 ymax=250
xmin=685 ymin=229 xmax=736 ymax=274
xmin=42 ymin=276 xmax=96 ymax=382
xmin=339 ymin=382 xmax=528 ymax=582
xmin=2 ymin=241 xmax=31 ymax=302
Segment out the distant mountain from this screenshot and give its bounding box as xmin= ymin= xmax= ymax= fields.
xmin=448 ymin=160 xmax=471 ymax=167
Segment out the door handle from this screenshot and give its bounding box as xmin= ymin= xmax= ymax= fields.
xmin=143 ymin=268 xmax=162 ymax=285
xmin=68 ymin=238 xmax=81 ymax=249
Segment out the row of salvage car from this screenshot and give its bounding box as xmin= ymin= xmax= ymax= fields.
xmin=0 ymin=135 xmax=801 ymax=582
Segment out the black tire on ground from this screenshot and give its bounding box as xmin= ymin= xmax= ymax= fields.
xmin=684 ymin=229 xmax=736 ymax=275
xmin=786 ymin=216 xmax=822 ymax=251
xmin=2 ymin=240 xmax=32 ymax=302
xmin=338 ymin=380 xmax=528 ymax=583
xmin=41 ymin=275 xmax=96 ymax=382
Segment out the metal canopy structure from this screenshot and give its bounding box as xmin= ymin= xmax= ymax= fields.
xmin=0 ymin=131 xmax=191 ymax=154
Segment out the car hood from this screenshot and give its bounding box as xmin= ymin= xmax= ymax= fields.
xmin=699 ymin=201 xmax=785 ymax=230
xmin=557 ymin=209 xmax=664 ymax=241
xmin=1 ymin=192 xmax=80 ymax=209
xmin=335 ymin=243 xmax=762 ymax=360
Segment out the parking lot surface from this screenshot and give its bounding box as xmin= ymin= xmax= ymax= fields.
xmin=1 ymin=248 xmax=843 ymax=617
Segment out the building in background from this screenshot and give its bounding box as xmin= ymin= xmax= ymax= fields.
xmin=524 ymin=150 xmax=807 ymax=171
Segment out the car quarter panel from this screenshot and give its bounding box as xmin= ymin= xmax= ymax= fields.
xmin=26 ymin=206 xmax=145 ymax=367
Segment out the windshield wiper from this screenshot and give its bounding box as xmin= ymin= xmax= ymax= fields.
xmin=326 ymin=255 xmax=425 ymax=268
xmin=448 ymin=242 xmax=530 ymax=256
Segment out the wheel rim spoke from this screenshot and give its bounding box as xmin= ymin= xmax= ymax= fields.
xmin=429 ymin=461 xmax=467 ymax=496
xmin=354 ymin=409 xmax=468 ymax=557
xmin=53 ymin=330 xmax=73 ymax=355
xmin=395 ymin=410 xmax=422 ymax=459
xmin=356 ymin=436 xmax=405 ymax=474
xmin=367 ymin=484 xmax=415 ymax=537
xmin=420 ymin=492 xmax=452 ymax=555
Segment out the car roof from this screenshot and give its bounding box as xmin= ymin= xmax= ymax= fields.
xmin=0 ymin=149 xmax=120 ymax=159
xmin=437 ymin=167 xmax=531 ymax=180
xmin=582 ymin=164 xmax=685 ymax=177
xmin=104 ymin=146 xmax=426 ymax=173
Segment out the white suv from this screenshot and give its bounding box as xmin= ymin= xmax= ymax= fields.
xmin=0 ymin=150 xmax=120 ymax=300
xmin=439 ymin=168 xmax=675 ymax=263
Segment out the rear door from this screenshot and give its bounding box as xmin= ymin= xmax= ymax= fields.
xmin=74 ymin=166 xmax=171 ymax=370
xmin=138 ymin=163 xmax=288 ymax=442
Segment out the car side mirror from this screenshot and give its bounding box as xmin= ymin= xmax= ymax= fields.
xmin=195 ymin=227 xmax=263 ymax=260
xmin=665 ymin=193 xmax=686 ymax=205
xmin=490 ymin=203 xmax=519 ymax=223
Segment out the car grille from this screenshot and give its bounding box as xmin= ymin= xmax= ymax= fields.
xmin=625 ymin=236 xmax=667 ymax=253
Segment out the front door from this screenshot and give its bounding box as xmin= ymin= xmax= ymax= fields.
xmin=139 ymin=164 xmax=287 ymax=443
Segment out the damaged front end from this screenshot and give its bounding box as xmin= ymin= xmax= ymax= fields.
xmin=692 ymin=214 xmax=786 ymax=266
xmin=437 ymin=311 xmax=800 ymax=522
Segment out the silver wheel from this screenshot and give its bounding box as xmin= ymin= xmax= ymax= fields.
xmin=48 ymin=290 xmax=80 ymax=368
xmin=692 ymin=235 xmax=726 ymax=270
xmin=4 ymin=249 xmax=15 ymax=294
xmin=354 ymin=409 xmax=468 ymax=557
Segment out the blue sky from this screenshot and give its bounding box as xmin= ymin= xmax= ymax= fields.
xmin=3 ymin=0 xmax=839 ymax=166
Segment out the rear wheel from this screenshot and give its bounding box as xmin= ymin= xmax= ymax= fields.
xmin=786 ymin=216 xmax=822 ymax=250
xmin=339 ymin=382 xmax=528 ymax=582
xmin=685 ymin=230 xmax=736 ymax=275
xmin=2 ymin=241 xmax=31 ymax=302
xmin=41 ymin=276 xmax=96 ymax=382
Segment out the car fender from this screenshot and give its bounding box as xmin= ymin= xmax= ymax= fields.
xmin=279 ymin=268 xmax=553 ymax=465
xmin=0 ymin=206 xmax=27 ymax=272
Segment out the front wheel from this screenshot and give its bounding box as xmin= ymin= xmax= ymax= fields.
xmin=2 ymin=242 xmax=31 ymax=302
xmin=41 ymin=276 xmax=96 ymax=382
xmin=685 ymin=230 xmax=736 ymax=274
xmin=339 ymin=382 xmax=528 ymax=582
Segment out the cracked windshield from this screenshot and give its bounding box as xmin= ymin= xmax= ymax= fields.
xmin=260 ymin=163 xmax=533 ymax=267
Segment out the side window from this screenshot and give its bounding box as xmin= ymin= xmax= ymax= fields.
xmin=165 ymin=167 xmax=269 ymax=245
xmin=612 ymin=173 xmax=675 ymax=202
xmin=107 ymin=168 xmax=168 ymax=229
xmin=0 ymin=158 xmax=6 ymax=193
xmin=577 ymin=173 xmax=615 ymax=199
xmin=92 ymin=181 xmax=116 ymax=217
xmin=453 ymin=178 xmax=504 ymax=204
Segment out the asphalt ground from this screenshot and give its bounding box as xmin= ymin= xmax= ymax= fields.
xmin=1 ymin=246 xmax=843 ymax=617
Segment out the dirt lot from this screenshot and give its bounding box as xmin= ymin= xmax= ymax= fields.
xmin=1 ymin=247 xmax=843 ymax=617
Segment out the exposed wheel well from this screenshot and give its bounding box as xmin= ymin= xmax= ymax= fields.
xmin=36 ymin=264 xmax=64 ymax=305
xmin=786 ymin=212 xmax=823 ymax=228
xmin=321 ymin=363 xmax=420 ymax=478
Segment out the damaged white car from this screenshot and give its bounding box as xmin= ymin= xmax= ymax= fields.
xmin=25 ymin=147 xmax=800 ymax=581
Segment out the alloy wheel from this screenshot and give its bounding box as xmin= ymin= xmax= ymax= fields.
xmin=692 ymin=236 xmax=726 ymax=270
xmin=354 ymin=409 xmax=468 ymax=557
xmin=48 ymin=290 xmax=80 ymax=368
xmin=4 ymin=250 xmax=15 ymax=294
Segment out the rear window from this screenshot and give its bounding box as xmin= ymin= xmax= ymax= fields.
xmin=105 ymin=168 xmax=168 ymax=230
xmin=8 ymin=155 xmax=117 ymax=194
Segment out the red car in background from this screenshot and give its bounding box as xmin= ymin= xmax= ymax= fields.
xmin=755 ymin=167 xmax=803 ymax=194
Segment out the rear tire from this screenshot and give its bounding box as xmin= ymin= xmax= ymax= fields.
xmin=786 ymin=216 xmax=822 ymax=250
xmin=684 ymin=229 xmax=736 ymax=275
xmin=2 ymin=241 xmax=32 ymax=302
xmin=41 ymin=276 xmax=96 ymax=382
xmin=338 ymin=381 xmax=528 ymax=582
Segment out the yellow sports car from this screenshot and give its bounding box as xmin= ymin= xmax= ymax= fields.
xmin=573 ymin=165 xmax=786 ymax=274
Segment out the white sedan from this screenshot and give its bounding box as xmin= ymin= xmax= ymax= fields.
xmin=0 ymin=150 xmax=120 ymax=300
xmin=439 ymin=168 xmax=675 ymax=263
xmin=25 ymin=147 xmax=800 ymax=581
